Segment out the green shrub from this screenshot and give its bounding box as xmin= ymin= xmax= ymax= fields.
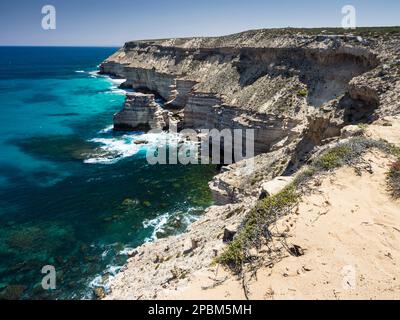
xmin=217 ymin=185 xmax=299 ymax=272
xmin=388 ymin=160 xmax=400 ymax=198
xmin=315 ymin=145 xmax=351 ymax=170
xmin=217 ymin=137 xmax=400 ymax=272
xmin=357 ymin=123 xmax=368 ymax=132
xmin=388 ymin=144 xmax=400 ymax=158
xmin=293 ymin=168 xmax=316 ymax=187
xmin=297 ymin=89 xmax=308 ymax=97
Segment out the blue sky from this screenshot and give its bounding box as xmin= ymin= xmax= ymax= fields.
xmin=0 ymin=0 xmax=399 ymax=46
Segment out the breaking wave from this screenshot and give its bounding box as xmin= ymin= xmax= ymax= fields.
xmin=84 ymin=131 xmax=197 ymax=165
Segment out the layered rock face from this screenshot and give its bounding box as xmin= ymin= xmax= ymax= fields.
xmin=184 ymin=93 xmax=301 ymax=154
xmin=123 ymin=68 xmax=176 ymax=101
xmin=169 ymin=79 xmax=199 ymax=107
xmin=101 ymin=29 xmax=399 ymax=150
xmin=113 ymin=93 xmax=168 ymax=131
xmin=101 ymin=27 xmax=400 ymax=196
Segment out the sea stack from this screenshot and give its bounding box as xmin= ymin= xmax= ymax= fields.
xmin=113 ymin=92 xmax=169 ymax=131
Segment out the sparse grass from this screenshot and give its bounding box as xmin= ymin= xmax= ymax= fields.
xmin=392 ymin=61 xmax=400 ymax=70
xmin=388 ymin=160 xmax=400 ymax=199
xmin=216 ymin=185 xmax=299 ymax=272
xmin=297 ymin=89 xmax=308 ymax=98
xmin=314 ymin=138 xmax=400 ymax=172
xmin=135 ymin=27 xmax=400 ymax=48
xmin=315 ymin=145 xmax=351 ymax=170
xmin=292 ymin=168 xmax=316 ymax=186
xmin=250 ymin=174 xmax=263 ymax=186
xmin=217 ymin=137 xmax=400 ymax=272
xmin=357 ymin=123 xmax=368 ymax=131
xmin=270 ymin=26 xmax=400 ymax=37
xmin=388 ymin=144 xmax=400 ymax=158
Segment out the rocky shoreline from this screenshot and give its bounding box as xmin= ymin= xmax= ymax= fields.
xmin=98 ymin=27 xmax=400 ymax=299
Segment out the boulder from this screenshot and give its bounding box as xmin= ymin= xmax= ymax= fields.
xmin=134 ymin=140 xmax=149 ymax=145
xmin=261 ymin=176 xmax=294 ymax=198
xmin=0 ymin=285 xmax=26 ymax=300
xmin=182 ymin=238 xmax=199 ymax=255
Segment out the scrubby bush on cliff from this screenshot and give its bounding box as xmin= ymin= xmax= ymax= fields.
xmin=315 ymin=145 xmax=352 ymax=170
xmin=315 ymin=138 xmax=400 ymax=172
xmin=296 ymin=89 xmax=308 ymax=97
xmin=388 ymin=160 xmax=400 ymax=198
xmin=217 ymin=137 xmax=400 ymax=272
xmin=216 ymin=185 xmax=299 ymax=272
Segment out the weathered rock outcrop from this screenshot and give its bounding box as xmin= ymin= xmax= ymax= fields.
xmin=123 ymin=68 xmax=176 ymax=101
xmin=113 ymin=93 xmax=168 ymax=131
xmin=185 ymin=92 xmax=302 ymax=154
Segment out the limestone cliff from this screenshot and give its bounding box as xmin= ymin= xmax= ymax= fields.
xmin=101 ymin=27 xmax=400 ymax=203
xmin=98 ymin=27 xmax=400 ymax=300
xmin=101 ymin=28 xmax=399 ymax=155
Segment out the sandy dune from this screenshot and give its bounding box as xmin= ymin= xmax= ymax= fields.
xmin=170 ymin=150 xmax=400 ymax=300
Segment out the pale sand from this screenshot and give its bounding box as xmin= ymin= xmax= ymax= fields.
xmin=168 ymin=150 xmax=400 ymax=300
xmin=366 ymin=116 xmax=400 ymax=146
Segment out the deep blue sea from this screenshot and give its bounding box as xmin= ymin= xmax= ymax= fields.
xmin=0 ymin=47 xmax=216 ymax=299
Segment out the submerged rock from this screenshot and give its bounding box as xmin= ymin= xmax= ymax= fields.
xmin=142 ymin=200 xmax=151 ymax=207
xmin=13 ymin=135 xmax=117 ymax=162
xmin=134 ymin=139 xmax=149 ymax=145
xmin=121 ymin=198 xmax=139 ymax=207
xmin=6 ymin=227 xmax=46 ymax=250
xmin=0 ymin=285 xmax=26 ymax=300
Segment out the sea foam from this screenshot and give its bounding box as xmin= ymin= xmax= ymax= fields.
xmin=84 ymin=131 xmax=193 ymax=165
xmin=142 ymin=212 xmax=170 ymax=242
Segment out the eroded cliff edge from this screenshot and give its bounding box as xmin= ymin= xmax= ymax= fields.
xmin=99 ymin=28 xmax=400 ymax=299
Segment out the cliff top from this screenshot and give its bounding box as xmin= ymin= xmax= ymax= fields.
xmin=126 ymin=27 xmax=400 ymax=49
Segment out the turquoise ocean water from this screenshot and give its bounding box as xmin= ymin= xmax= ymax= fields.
xmin=0 ymin=47 xmax=216 ymax=299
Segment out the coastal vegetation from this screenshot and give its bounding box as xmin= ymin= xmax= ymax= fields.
xmin=296 ymin=89 xmax=308 ymax=98
xmin=217 ymin=137 xmax=400 ymax=272
xmin=253 ymin=26 xmax=400 ymax=38
xmin=388 ymin=159 xmax=400 ymax=198
xmin=315 ymin=145 xmax=352 ymax=170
